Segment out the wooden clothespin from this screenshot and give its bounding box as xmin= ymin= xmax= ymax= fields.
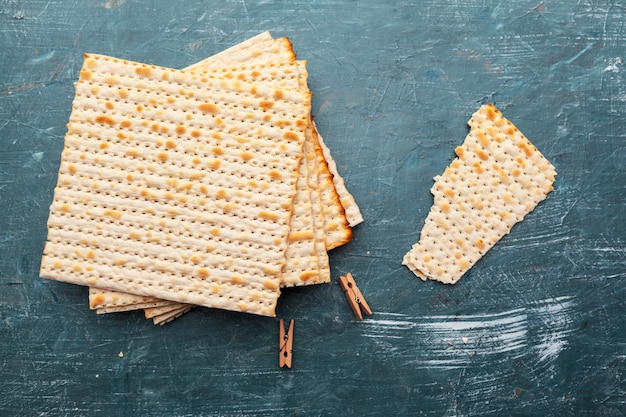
xmin=279 ymin=319 xmax=294 ymax=368
xmin=338 ymin=273 xmax=372 ymax=320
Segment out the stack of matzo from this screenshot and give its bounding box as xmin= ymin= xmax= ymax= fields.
xmin=40 ymin=32 xmax=362 ymax=322
xmin=403 ymin=104 xmax=556 ymax=284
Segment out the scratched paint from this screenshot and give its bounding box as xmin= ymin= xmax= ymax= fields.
xmin=362 ymin=296 xmax=576 ymax=368
xmin=1 ymin=0 xmax=625 ymax=416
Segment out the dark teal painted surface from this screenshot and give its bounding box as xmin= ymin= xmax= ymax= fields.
xmin=1 ymin=1 xmax=625 ymax=416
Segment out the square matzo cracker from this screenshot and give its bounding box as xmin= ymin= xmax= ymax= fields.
xmin=90 ymin=40 xmax=354 ymax=317
xmin=40 ymin=53 xmax=311 ymax=316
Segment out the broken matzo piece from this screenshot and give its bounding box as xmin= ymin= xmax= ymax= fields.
xmin=403 ymin=104 xmax=556 ymax=284
xmin=40 ymin=53 xmax=311 ymax=316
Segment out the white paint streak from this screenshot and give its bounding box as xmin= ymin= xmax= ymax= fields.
xmin=363 ymin=296 xmax=576 ymax=370
xmin=31 ymin=151 xmax=44 ymax=162
xmin=533 ymin=296 xmax=576 ymax=364
xmin=603 ymin=57 xmax=621 ymax=73
xmin=536 ymin=332 xmax=568 ymax=363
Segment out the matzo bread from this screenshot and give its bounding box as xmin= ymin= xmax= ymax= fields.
xmin=84 ymin=34 xmax=359 ymax=318
xmin=280 ymin=143 xmax=326 ymax=287
xmin=303 ymin=125 xmax=331 ymax=283
xmin=152 ymin=305 xmax=194 ymax=325
xmin=90 ymin=53 xmax=348 ymax=311
xmin=88 ymin=60 xmax=318 ymax=311
xmin=313 ymin=120 xmax=363 ymax=227
xmin=96 ymin=303 xmax=175 ymax=314
xmin=310 ymin=123 xmax=353 ymax=250
xmin=144 ymin=303 xmax=193 ymax=319
xmin=89 ymin=61 xmax=330 ymax=303
xmin=88 ymin=34 xmax=288 ymax=314
xmin=403 ymin=104 xmax=556 ymax=284
xmin=40 ymin=53 xmax=311 ymax=316
xmin=88 ymin=59 xmax=329 ymax=312
xmin=185 ymin=33 xmax=295 ymax=71
xmin=89 ymin=287 xmax=174 ymax=310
